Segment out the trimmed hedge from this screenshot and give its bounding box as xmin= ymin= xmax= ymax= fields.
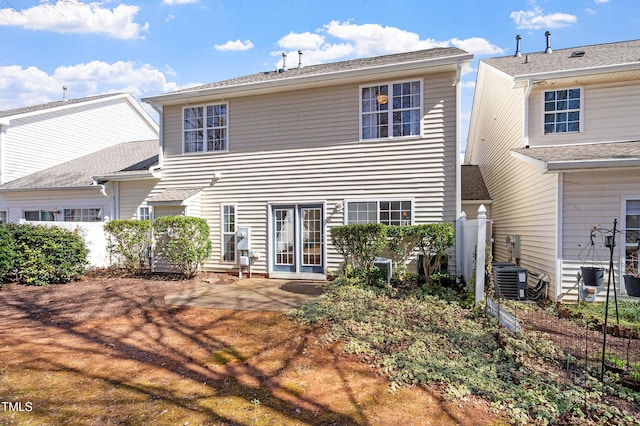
xmin=4 ymin=223 xmax=89 ymax=286
xmin=0 ymin=225 xmax=16 ymax=282
xmin=153 ymin=216 xmax=212 ymax=278
xmin=104 ymin=219 xmax=153 ymax=275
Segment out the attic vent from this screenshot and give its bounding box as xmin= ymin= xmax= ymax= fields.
xmin=570 ymin=50 xmax=586 ymax=58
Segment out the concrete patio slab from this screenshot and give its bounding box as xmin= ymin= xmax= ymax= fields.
xmin=164 ymin=278 xmax=326 ymax=311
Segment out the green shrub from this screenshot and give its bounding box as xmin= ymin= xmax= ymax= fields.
xmin=153 ymin=215 xmax=212 ymax=278
xmin=0 ymin=225 xmax=16 ymax=281
xmin=332 ymin=223 xmax=387 ymax=284
xmin=385 ymin=225 xmax=421 ymax=280
xmin=5 ymin=223 xmax=88 ymax=286
xmin=104 ymin=219 xmax=153 ymax=275
xmin=415 ymin=223 xmax=454 ymax=281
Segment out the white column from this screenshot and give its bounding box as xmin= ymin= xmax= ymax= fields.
xmin=475 ymin=205 xmax=487 ymax=305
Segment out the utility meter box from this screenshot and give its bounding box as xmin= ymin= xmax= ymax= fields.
xmin=236 ymin=227 xmax=250 ymax=251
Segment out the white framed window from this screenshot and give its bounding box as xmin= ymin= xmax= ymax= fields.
xmin=361 ymin=80 xmax=422 ymax=140
xmin=24 ymin=210 xmax=56 ymax=221
xmin=64 ymin=208 xmax=102 ymax=222
xmin=222 ymin=204 xmax=236 ymax=263
xmin=543 ymin=88 xmax=582 ymax=134
xmin=345 ymin=200 xmax=413 ymax=225
xmin=0 ymin=210 xmax=6 ymax=224
xmin=183 ymin=103 xmax=228 ymax=153
xmin=138 ymin=206 xmax=152 ymax=221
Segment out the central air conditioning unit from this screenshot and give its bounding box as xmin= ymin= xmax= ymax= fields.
xmin=492 ymin=264 xmax=528 ymax=300
xmin=373 ymin=257 xmax=392 ymax=285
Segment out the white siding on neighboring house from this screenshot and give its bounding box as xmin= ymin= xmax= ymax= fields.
xmin=0 ymin=95 xmax=158 ymax=184
xmin=0 ymin=189 xmax=112 ymax=223
xmin=153 ymin=71 xmax=459 ymax=276
xmin=561 ymin=169 xmax=640 ymax=301
xmin=466 ymin=64 xmax=559 ymax=294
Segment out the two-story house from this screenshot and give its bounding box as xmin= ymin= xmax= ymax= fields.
xmin=466 ymin=38 xmax=640 ymax=301
xmin=142 ymin=48 xmax=473 ymax=279
xmin=0 ymin=93 xmax=159 ymax=224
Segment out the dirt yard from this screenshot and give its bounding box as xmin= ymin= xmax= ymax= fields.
xmin=0 ymin=272 xmax=499 ymax=425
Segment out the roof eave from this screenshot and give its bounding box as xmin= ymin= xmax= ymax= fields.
xmin=544 ymin=158 xmax=640 ymax=173
xmin=142 ymin=53 xmax=474 ymax=105
xmin=512 ymin=62 xmax=640 ymax=82
xmin=0 ymin=93 xmax=130 ymax=122
xmin=93 ymin=172 xmax=157 ymax=183
xmin=0 ymin=185 xmax=100 ymax=193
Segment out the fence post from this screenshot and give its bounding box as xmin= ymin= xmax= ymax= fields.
xmin=456 ymin=211 xmax=466 ymax=284
xmin=475 ymin=205 xmax=487 ymax=306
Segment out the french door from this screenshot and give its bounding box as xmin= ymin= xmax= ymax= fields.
xmin=272 ymin=204 xmax=324 ymax=275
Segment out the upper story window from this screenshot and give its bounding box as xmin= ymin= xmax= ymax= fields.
xmin=544 ymin=88 xmax=581 ymax=134
xmin=183 ymin=104 xmax=228 ymax=153
xmin=64 ymin=208 xmax=102 ymax=222
xmin=361 ymin=80 xmax=422 ymax=140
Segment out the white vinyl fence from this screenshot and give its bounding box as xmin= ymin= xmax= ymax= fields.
xmin=19 ymin=220 xmax=110 ymax=268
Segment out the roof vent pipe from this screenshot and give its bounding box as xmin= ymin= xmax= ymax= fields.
xmin=297 ymin=50 xmax=303 ymax=68
xmin=62 ymin=86 xmax=68 ymax=101
xmin=525 ymin=54 xmax=529 ymax=64
xmin=514 ymin=35 xmax=522 ymax=57
xmin=282 ymin=52 xmax=288 ymax=72
xmin=544 ymin=31 xmax=552 ymax=54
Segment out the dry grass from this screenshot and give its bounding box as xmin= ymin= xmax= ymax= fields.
xmin=0 ymin=274 xmax=499 ymax=425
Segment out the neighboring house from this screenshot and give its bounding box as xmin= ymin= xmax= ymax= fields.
xmin=0 ymin=92 xmax=159 ymax=225
xmin=142 ymin=48 xmax=473 ymax=279
xmin=0 ymin=93 xmax=158 ymax=185
xmin=465 ymin=37 xmax=640 ymax=301
xmin=0 ymin=139 xmax=160 ymax=224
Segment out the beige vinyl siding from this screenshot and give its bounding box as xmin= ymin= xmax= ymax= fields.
xmin=155 ymin=71 xmax=458 ymax=275
xmin=561 ymin=169 xmax=640 ymax=301
xmin=117 ymin=179 xmax=158 ymax=219
xmin=528 ymin=80 xmax=640 ymax=146
xmin=2 ymin=98 xmax=158 ymax=183
xmin=467 ymin=65 xmax=558 ymax=295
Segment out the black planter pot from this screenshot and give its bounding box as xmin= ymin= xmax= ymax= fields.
xmin=581 ymin=266 xmax=604 ymax=287
xmin=623 ymin=274 xmax=640 ymax=297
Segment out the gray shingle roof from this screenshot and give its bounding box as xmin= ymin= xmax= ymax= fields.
xmin=513 ymin=141 xmax=640 ymax=171
xmin=165 ymin=47 xmax=469 ymax=95
xmin=0 ymin=139 xmax=158 ymax=191
xmin=147 ymin=188 xmax=202 ymax=203
xmin=461 ymin=165 xmax=491 ymax=201
xmin=0 ymin=93 xmax=125 ymax=118
xmin=483 ymin=39 xmax=640 ymax=78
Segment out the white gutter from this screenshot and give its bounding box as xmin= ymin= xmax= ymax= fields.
xmin=511 ymin=151 xmax=640 ymax=173
xmin=523 ymin=79 xmax=533 ymax=148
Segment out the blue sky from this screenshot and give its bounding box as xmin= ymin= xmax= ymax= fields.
xmin=1 ymin=0 xmax=638 ymax=141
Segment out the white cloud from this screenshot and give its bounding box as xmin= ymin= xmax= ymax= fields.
xmin=594 ymin=0 xmax=609 ymax=3
xmin=0 ymin=0 xmax=148 ymax=39
xmin=165 ymin=14 xmax=175 ymax=22
xmin=0 ymin=61 xmax=189 ymax=112
xmin=278 ymin=31 xmax=325 ymax=50
xmin=272 ymin=20 xmax=503 ymax=68
xmin=162 ymin=0 xmax=199 ymax=5
xmin=510 ymin=6 xmax=577 ymax=30
xmin=214 ymin=39 xmax=254 ymax=51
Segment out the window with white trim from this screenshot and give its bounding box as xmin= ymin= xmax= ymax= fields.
xmin=0 ymin=210 xmax=6 ymax=224
xmin=183 ymin=104 xmax=228 ymax=153
xmin=64 ymin=208 xmax=102 ymax=222
xmin=346 ymin=200 xmax=412 ymax=225
xmin=222 ymin=204 xmax=236 ymax=263
xmin=361 ymin=80 xmax=422 ymax=140
xmin=543 ymin=88 xmax=581 ymax=134
xmin=24 ymin=210 xmax=56 ymax=221
xmin=137 ymin=206 xmax=152 ymax=221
